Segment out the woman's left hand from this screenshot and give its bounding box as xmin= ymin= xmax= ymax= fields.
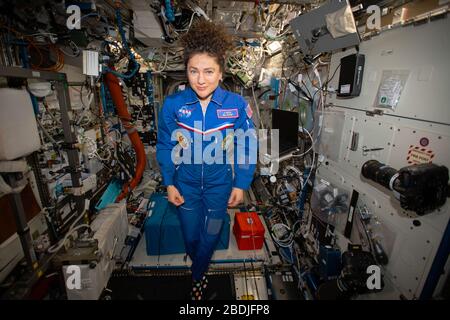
xmin=228 ymin=188 xmax=244 ymax=207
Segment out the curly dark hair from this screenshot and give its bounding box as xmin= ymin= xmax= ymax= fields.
xmin=180 ymin=20 xmax=233 ymax=72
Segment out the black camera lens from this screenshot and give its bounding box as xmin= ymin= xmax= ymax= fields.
xmin=362 ymin=160 xmax=398 ymax=190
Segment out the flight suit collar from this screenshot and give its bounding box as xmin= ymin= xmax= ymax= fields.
xmin=184 ymin=85 xmax=226 ymax=107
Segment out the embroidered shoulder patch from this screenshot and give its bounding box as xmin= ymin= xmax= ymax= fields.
xmin=217 ymin=108 xmax=239 ymax=119
xmin=175 ymin=131 xmax=190 ymax=149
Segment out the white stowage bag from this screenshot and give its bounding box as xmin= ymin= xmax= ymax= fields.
xmin=325 ymin=4 xmax=357 ymax=39
xmin=0 ymin=88 xmax=41 ymax=160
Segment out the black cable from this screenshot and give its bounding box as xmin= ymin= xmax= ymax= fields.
xmin=282 ymin=53 xmax=314 ymax=101
xmin=289 ymin=79 xmax=312 ymax=102
xmin=282 ymin=53 xmax=303 ymax=88
xmin=257 ymin=88 xmax=272 ymax=99
xmin=300 ymin=80 xmax=314 ymax=102
xmin=312 ymin=87 xmax=321 ymax=101
xmin=298 ymin=83 xmax=313 ymax=101
xmin=323 ymin=63 xmax=341 ymax=89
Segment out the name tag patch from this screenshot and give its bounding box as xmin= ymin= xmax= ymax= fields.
xmin=217 ymin=108 xmax=239 ymax=119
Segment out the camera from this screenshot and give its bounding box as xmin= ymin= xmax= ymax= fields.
xmin=362 ymin=160 xmax=449 ymax=215
xmin=317 ymin=244 xmax=382 ymax=300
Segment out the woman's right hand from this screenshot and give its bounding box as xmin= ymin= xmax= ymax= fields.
xmin=167 ymin=185 xmax=185 ymax=206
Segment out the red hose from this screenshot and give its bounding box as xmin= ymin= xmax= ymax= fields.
xmin=104 ymin=71 xmax=146 ymax=201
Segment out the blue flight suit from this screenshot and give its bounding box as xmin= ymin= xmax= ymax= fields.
xmin=156 ymin=85 xmax=256 ymax=281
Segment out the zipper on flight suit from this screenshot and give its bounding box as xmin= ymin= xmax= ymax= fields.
xmin=201 ymin=103 xmax=205 ymax=191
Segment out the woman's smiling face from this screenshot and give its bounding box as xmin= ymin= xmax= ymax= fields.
xmin=187 ymin=53 xmax=223 ymax=101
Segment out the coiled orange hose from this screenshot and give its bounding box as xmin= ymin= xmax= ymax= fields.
xmin=104 ymin=71 xmax=146 ymax=201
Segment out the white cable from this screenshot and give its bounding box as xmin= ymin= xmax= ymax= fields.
xmin=271 ymin=223 xmax=294 ymax=247
xmin=93 ymin=147 xmax=112 ymax=161
xmin=79 ymin=87 xmax=94 ymax=111
xmin=313 ymin=64 xmax=325 ymax=143
xmin=76 ymin=112 xmax=91 ymax=127
xmin=302 ymin=151 xmax=316 ymax=190
xmin=174 ymin=11 xmax=196 ymax=32
xmin=251 ymin=85 xmax=264 ymax=130
xmin=266 ymin=27 xmax=291 ymax=40
xmin=318 ymin=57 xmax=330 ymax=66
xmin=292 ymin=127 xmax=315 ymax=157
xmin=26 ymin=32 xmax=58 ymax=37
xmin=152 ymin=52 xmax=168 ymax=74
xmin=75 ymin=102 xmax=93 ymax=126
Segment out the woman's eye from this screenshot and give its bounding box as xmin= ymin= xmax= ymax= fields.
xmin=206 ymin=71 xmax=213 ymax=75
xmin=190 ymin=70 xmax=197 ymax=74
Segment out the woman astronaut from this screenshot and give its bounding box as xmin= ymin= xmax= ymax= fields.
xmin=156 ymin=20 xmax=257 ymax=300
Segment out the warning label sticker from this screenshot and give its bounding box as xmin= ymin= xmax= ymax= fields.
xmin=407 ymin=145 xmax=435 ymax=164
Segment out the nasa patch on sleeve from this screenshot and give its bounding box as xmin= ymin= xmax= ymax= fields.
xmin=217 ymin=108 xmax=239 ymax=119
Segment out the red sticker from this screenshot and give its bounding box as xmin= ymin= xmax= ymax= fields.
xmin=407 ymin=145 xmax=434 ymax=164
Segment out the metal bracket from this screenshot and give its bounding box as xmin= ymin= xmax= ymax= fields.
xmin=362 ymin=146 xmax=385 ymax=156
xmin=350 ymin=132 xmax=359 ymax=151
xmin=64 ymin=175 xmax=97 ymax=196
xmin=366 ymin=109 xmax=384 ymax=117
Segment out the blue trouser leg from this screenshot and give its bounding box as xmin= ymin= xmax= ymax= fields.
xmin=189 ymin=192 xmax=227 ymax=280
xmin=190 ymin=173 xmax=232 ymax=281
xmin=176 ymin=165 xmax=233 ymax=281
xmin=176 ymin=180 xmax=203 ymax=261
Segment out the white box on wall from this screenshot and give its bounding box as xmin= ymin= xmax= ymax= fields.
xmin=0 ymin=88 xmax=41 ymax=160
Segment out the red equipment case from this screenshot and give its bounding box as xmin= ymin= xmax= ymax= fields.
xmin=233 ymin=212 xmax=265 ymax=250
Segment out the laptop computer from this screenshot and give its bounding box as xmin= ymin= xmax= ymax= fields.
xmin=271 ymin=109 xmax=299 ymax=156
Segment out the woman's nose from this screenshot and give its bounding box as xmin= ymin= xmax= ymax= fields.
xmin=197 ymin=73 xmax=205 ymax=84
